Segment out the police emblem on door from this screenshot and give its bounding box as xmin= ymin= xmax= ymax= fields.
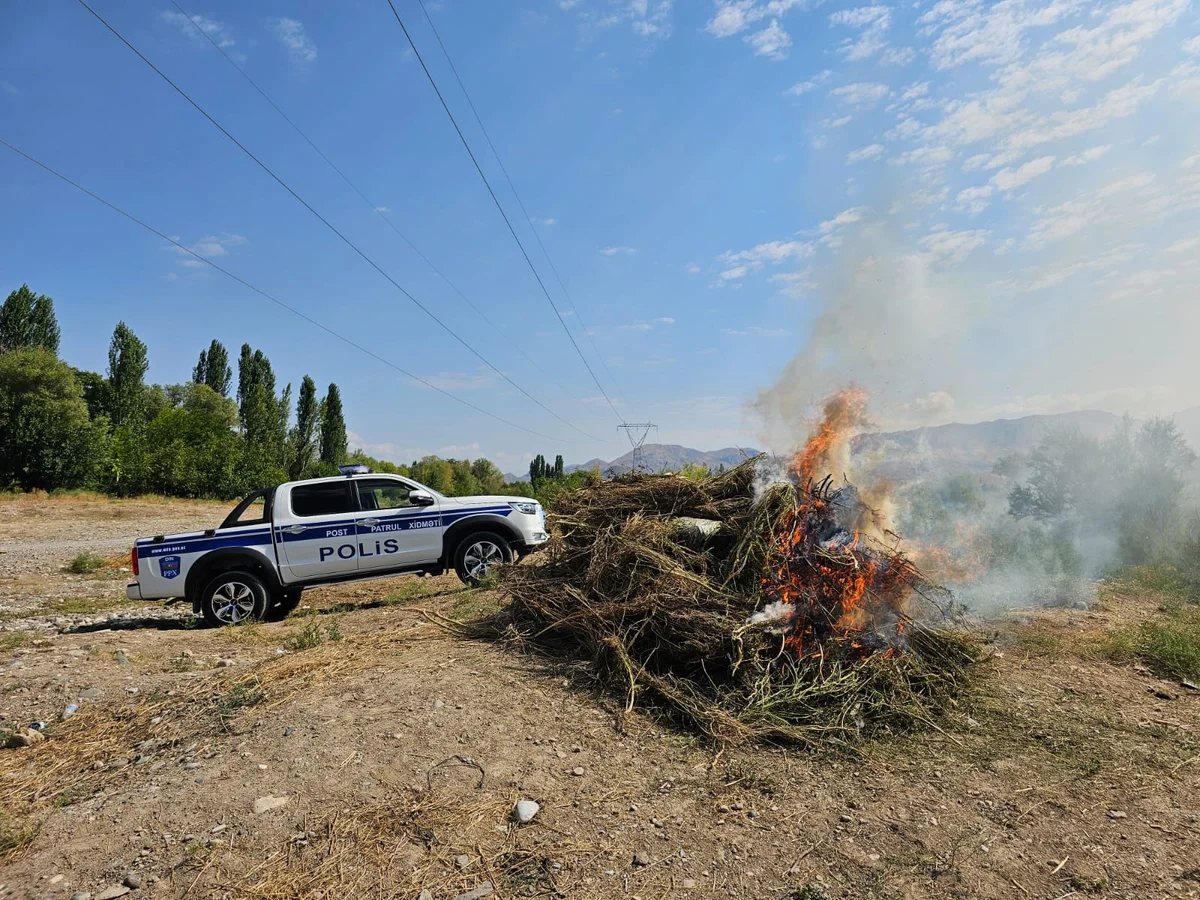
xmin=159 ymin=556 xmax=181 ymax=580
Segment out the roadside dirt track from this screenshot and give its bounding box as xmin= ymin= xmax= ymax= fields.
xmin=0 ymin=495 xmax=1197 ymax=899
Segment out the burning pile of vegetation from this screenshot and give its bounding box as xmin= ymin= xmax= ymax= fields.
xmin=496 ymin=391 xmax=979 ymax=747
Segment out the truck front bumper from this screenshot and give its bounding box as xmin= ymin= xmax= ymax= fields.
xmin=126 ymin=582 xmax=143 ymax=601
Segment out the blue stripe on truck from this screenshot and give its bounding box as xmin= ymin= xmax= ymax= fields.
xmin=136 ymin=505 xmax=515 ymax=558
xmin=137 ymin=529 xmax=273 ymax=559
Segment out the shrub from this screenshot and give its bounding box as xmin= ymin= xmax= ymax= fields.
xmin=66 ymin=552 xmax=108 ymax=574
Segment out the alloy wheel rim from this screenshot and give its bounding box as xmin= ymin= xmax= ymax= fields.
xmin=212 ymin=581 xmax=255 ymax=624
xmin=464 ymin=541 xmax=503 ymax=578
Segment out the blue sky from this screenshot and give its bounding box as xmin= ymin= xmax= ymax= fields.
xmin=2 ymin=0 xmax=1198 ymax=473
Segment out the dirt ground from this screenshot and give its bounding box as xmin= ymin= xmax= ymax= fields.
xmin=0 ymin=495 xmax=1197 ymax=900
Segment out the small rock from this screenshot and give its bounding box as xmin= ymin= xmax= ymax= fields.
xmin=253 ymin=795 xmax=290 ymax=814
xmin=211 ymin=824 xmax=227 ymax=834
xmin=283 ymin=727 xmax=295 ymax=737
xmin=514 ymin=799 xmax=540 ymax=824
xmin=418 ymin=892 xmax=433 ymax=900
xmin=71 ymin=894 xmax=91 ymax=900
xmin=433 ymin=699 xmax=445 ymax=709
xmin=682 ymin=879 xmax=697 ymax=889
xmin=570 ymin=767 xmax=585 ymax=777
xmin=452 ymin=883 xmax=494 ymax=900
xmin=79 ymin=687 xmax=103 ymax=700
xmin=1107 ymin=809 xmax=1128 ymax=820
xmin=633 ymin=851 xmax=651 ymax=867
xmin=95 ymin=887 xmax=131 ymax=900
xmin=216 ymin=658 xmax=234 ymax=668
xmin=456 ymin=854 xmax=471 ymax=869
xmin=182 ymin=762 xmax=201 ymax=770
xmin=49 ymin=874 xmax=64 ymax=885
xmin=123 ymin=873 xmax=142 ymax=889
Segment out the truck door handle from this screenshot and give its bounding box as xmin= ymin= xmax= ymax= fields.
xmin=360 ymin=518 xmax=380 ymax=527
xmin=284 ymin=525 xmax=305 ymax=535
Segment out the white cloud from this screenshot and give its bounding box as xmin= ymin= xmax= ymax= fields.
xmin=720 ymin=240 xmax=814 ymax=270
xmin=273 ymin=17 xmax=317 ymax=67
xmin=1062 ymin=145 xmax=1111 ymax=166
xmin=705 ymin=0 xmax=807 ymax=39
xmin=830 ymin=5 xmax=891 ymax=61
xmin=746 ymin=19 xmax=791 ymax=59
xmin=167 ymin=233 xmax=247 ymax=269
xmin=919 ymin=227 xmax=989 ymax=264
xmin=785 ymin=70 xmax=832 ymax=95
xmin=686 ymin=263 xmax=701 ymax=274
xmin=831 ymin=81 xmax=890 ymax=107
xmin=600 ymin=245 xmax=637 ymax=256
xmin=0 ymin=81 xmax=15 ymax=96
xmin=890 ymin=145 xmax=955 ymax=167
xmin=990 ymin=154 xmax=1056 ymax=191
xmin=817 ymin=207 xmax=867 ymax=235
xmin=654 ymin=316 xmax=676 ymax=325
xmin=707 ymin=1 xmax=750 ymax=37
xmin=1185 ymin=35 xmax=1200 ymax=55
xmin=881 ymin=46 xmax=916 ymax=65
xmin=769 ymin=269 xmax=816 ymax=297
xmin=846 ymin=143 xmax=884 ymax=164
xmin=722 ymin=326 xmax=789 ymax=337
xmin=955 ymin=184 xmax=995 ymax=215
xmin=161 ymin=11 xmax=234 ymax=49
xmin=822 ymin=115 xmax=852 ymax=128
xmin=719 ymin=265 xmax=749 ymax=281
xmin=536 ymin=217 xmax=557 ymax=226
xmin=374 ymin=206 xmax=390 ymax=213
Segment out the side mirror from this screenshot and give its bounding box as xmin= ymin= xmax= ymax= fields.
xmin=408 ymin=489 xmax=435 ymax=507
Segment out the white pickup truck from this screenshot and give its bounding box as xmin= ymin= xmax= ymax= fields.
xmin=126 ymin=466 xmax=548 ymax=626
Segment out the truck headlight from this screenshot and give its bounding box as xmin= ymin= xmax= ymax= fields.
xmin=509 ymin=501 xmax=538 ymax=515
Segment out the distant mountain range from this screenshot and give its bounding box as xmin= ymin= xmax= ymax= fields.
xmin=504 ymin=407 xmax=1200 ymax=483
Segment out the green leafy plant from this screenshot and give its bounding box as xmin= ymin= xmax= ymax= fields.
xmin=66 ymin=552 xmax=108 ymax=574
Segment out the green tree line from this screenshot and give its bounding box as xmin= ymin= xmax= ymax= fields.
xmin=0 ymin=284 xmax=348 ymax=497
xmin=0 ymin=284 xmax=586 ymax=504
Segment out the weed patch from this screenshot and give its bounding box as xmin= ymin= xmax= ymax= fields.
xmin=65 ymin=552 xmax=108 ymax=575
xmin=284 ymin=614 xmax=342 ymax=651
xmin=1108 ymin=607 xmax=1200 ymax=682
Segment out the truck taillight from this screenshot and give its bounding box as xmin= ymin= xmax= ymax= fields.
xmin=131 ymin=547 xmax=139 ymax=577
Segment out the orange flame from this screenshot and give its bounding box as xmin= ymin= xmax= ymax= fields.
xmin=763 ymin=388 xmax=918 ymax=661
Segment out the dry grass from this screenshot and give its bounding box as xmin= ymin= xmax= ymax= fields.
xmin=490 ymin=460 xmax=980 ymax=748
xmin=0 ymin=623 xmax=433 ymax=845
xmin=217 ymin=788 xmax=574 ymax=899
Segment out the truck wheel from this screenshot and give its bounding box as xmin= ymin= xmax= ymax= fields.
xmin=453 ymin=532 xmax=513 ymax=586
xmin=200 ymin=571 xmax=269 ymax=627
xmin=266 ymin=589 xmax=303 ymax=622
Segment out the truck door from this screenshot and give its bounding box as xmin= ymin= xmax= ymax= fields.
xmin=353 ymin=477 xmax=444 ymax=570
xmin=277 ymin=481 xmax=360 ymax=582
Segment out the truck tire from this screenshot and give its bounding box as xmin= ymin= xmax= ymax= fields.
xmin=266 ymin=589 xmax=303 ymax=622
xmin=453 ymin=531 xmax=513 ymax=586
xmin=199 ymin=570 xmax=269 ymax=627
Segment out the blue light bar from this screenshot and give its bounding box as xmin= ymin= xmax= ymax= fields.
xmin=338 ymin=464 xmax=372 ymax=475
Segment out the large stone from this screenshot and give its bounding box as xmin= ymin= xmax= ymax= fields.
xmin=95 ymin=887 xmax=131 ymax=900
xmin=514 ymin=799 xmax=540 ymax=824
xmin=253 ymin=795 xmax=290 ymax=814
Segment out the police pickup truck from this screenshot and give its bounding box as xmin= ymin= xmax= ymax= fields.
xmin=126 ymin=466 xmax=548 ymax=626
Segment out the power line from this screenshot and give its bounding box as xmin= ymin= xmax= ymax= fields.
xmin=382 ymin=0 xmax=627 ymax=425
xmin=413 ymin=0 xmax=630 ymax=411
xmin=76 ymin=0 xmax=604 ymax=444
xmin=0 ymin=136 xmax=574 ymax=444
xmin=168 ymin=0 xmax=574 ymax=403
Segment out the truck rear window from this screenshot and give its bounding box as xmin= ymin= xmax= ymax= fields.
xmin=291 ymin=483 xmax=354 ymax=518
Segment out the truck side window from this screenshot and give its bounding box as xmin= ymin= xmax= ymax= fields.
xmin=291 ymin=483 xmax=355 ymax=517
xmin=356 ymin=478 xmax=419 ymax=511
